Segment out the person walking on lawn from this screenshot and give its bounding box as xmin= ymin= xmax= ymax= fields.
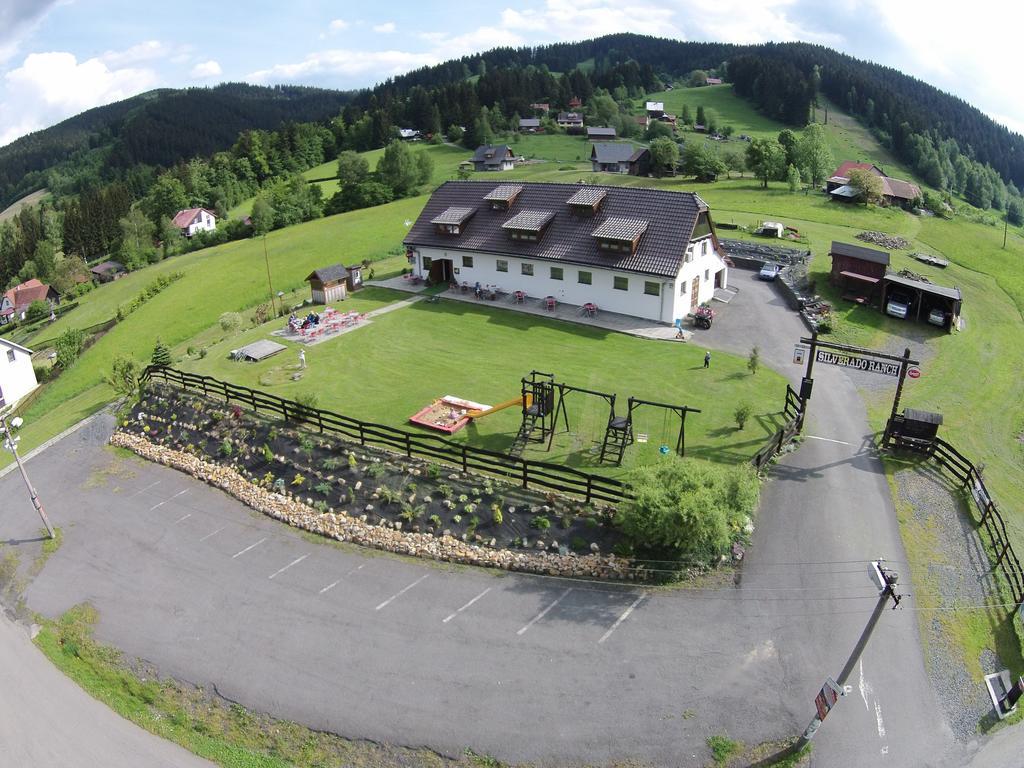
xmin=299 ymin=349 xmax=306 ymax=369
xmin=704 ymin=350 xmax=711 ymax=368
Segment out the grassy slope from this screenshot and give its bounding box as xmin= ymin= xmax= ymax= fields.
xmin=0 ymin=188 xmax=49 ymax=222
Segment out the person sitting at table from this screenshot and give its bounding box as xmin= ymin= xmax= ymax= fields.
xmin=474 ymin=281 xmax=482 ymax=298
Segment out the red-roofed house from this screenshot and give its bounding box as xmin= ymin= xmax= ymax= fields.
xmin=1 ymin=279 xmax=60 ymax=324
xmin=172 ymin=208 xmax=217 ymax=237
xmin=827 ymin=162 xmax=921 ymax=208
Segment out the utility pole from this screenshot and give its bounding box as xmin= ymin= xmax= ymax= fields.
xmin=1003 ymin=212 xmax=1009 ymax=250
xmin=0 ymin=413 xmax=55 ymax=539
xmin=263 ymin=234 xmax=277 ymax=316
xmin=794 ymin=561 xmax=901 ymax=750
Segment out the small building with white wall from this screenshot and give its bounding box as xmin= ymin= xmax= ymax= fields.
xmin=403 ymin=181 xmax=729 ymax=324
xmin=172 ymin=208 xmax=217 ymax=237
xmin=0 ymin=339 xmax=38 ymax=410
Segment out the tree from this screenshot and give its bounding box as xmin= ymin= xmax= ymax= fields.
xmin=618 ymin=456 xmax=760 ymax=560
xmin=747 ymin=346 xmax=761 ymax=374
xmin=377 ymin=140 xmax=419 ymax=197
xmin=645 ymin=121 xmax=673 ymax=141
xmin=119 ymin=208 xmax=157 ymax=269
xmin=745 ymin=138 xmax=785 ymax=188
xmin=848 ymin=168 xmax=885 ymax=205
xmin=688 ymin=70 xmax=708 ymax=88
xmin=25 ymin=299 xmax=51 ymax=323
xmin=680 ymin=104 xmax=692 ymax=126
xmin=415 ymin=151 xmax=434 ymax=187
xmin=336 ymin=151 xmax=370 ymax=186
xmin=54 ymin=327 xmax=86 ymax=370
xmin=777 ymin=129 xmax=798 ymax=167
xmin=250 ymin=196 xmax=274 ymax=236
xmin=107 ymin=355 xmax=142 ymax=401
xmin=696 ymin=105 xmax=706 ymax=126
xmin=649 ymin=137 xmax=680 ymax=177
xmin=682 ymin=142 xmax=726 ymax=182
xmin=52 ymin=255 xmax=89 ymax=295
xmin=723 ymin=149 xmax=745 ymax=178
xmin=151 ymin=338 xmax=172 ymax=367
xmin=796 ymin=123 xmax=834 ymax=187
xmin=325 ymin=181 xmax=394 ymax=215
xmin=141 ymin=175 xmax=189 ymax=228
xmin=446 ymin=124 xmax=464 ymax=144
xmin=786 ymin=164 xmax=801 ymax=192
xmin=1008 ymin=198 xmax=1024 ymax=226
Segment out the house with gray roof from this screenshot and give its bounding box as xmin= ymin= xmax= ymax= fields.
xmin=591 ymin=143 xmax=651 ymax=175
xmin=471 ymin=145 xmax=515 ymax=172
xmin=403 ymin=181 xmax=729 ymax=323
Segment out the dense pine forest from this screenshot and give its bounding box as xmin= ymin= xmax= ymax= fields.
xmin=3 ymin=33 xmax=1023 ymax=294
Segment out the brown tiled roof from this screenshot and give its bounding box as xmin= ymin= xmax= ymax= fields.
xmin=483 ymin=184 xmax=522 ymax=202
xmin=172 ymin=207 xmax=215 ymax=228
xmin=431 ymin=206 xmax=476 ymax=225
xmin=881 ymin=177 xmax=921 ymax=201
xmin=404 ymin=181 xmax=709 ymax=278
xmin=502 ymin=210 xmax=556 ymax=232
xmin=305 ymin=264 xmax=349 ymax=283
xmin=566 ymin=188 xmax=607 ymax=207
xmin=592 ymin=217 xmax=649 ymax=241
xmin=4 ymin=279 xmax=56 ymax=312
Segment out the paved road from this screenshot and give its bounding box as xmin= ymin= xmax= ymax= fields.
xmin=0 ymin=609 xmax=213 ymax=768
xmin=0 ymin=274 xmax=966 ymax=766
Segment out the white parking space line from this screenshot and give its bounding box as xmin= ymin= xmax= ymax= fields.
xmin=375 ymin=575 xmax=428 ymax=611
xmin=598 ymin=594 xmax=646 ymax=644
xmin=269 ymin=554 xmax=309 ymax=579
xmin=174 ymin=513 xmax=191 ymax=524
xmin=517 ymin=588 xmax=572 ymax=636
xmin=130 ymin=480 xmax=161 ymax=498
xmin=319 ymin=579 xmax=341 ymax=595
xmin=443 ymin=587 xmax=492 ymax=623
xmin=199 ymin=525 xmax=227 ymax=542
xmin=232 ymin=537 xmax=267 ymax=559
xmin=806 ymin=435 xmax=853 ymax=446
xmin=149 ymin=488 xmax=189 ymax=511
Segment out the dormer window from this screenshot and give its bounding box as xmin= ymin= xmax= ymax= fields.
xmin=566 ymin=187 xmax=607 ymax=217
xmin=483 ymin=184 xmax=523 ymax=211
xmin=591 ymin=217 xmax=649 ymax=255
xmin=430 ymin=206 xmax=476 ymax=235
xmin=502 ymin=210 xmax=555 ymax=242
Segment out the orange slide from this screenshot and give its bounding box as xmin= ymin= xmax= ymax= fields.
xmin=466 ymin=393 xmax=533 ymax=419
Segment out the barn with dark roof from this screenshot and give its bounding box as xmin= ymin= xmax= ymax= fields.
xmin=403 ymin=181 xmax=730 ymax=323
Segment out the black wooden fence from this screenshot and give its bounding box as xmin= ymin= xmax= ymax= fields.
xmin=888 ymin=428 xmax=1024 ymax=606
xmin=752 ymin=385 xmax=804 ymax=471
xmin=141 ymin=366 xmax=630 ymax=505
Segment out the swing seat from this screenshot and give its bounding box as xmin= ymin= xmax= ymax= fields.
xmin=608 ymin=416 xmax=630 ymax=430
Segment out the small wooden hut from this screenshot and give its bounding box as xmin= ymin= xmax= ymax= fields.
xmin=305 ymin=265 xmax=349 ymax=303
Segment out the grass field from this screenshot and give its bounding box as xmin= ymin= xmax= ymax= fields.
xmin=177 ymin=295 xmax=787 ymax=478
xmin=0 ymin=188 xmax=49 ymax=222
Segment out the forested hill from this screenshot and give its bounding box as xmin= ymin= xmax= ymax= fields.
xmin=0 ymin=83 xmax=351 ymax=208
xmin=369 ymin=34 xmax=1024 ymax=189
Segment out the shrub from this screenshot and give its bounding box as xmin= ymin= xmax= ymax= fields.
xmin=218 ymin=439 xmax=233 ymax=457
xmin=618 ymin=456 xmax=759 ymax=560
xmin=491 ymin=504 xmax=503 ymax=526
xmin=531 ymin=516 xmax=551 ymax=530
xmin=26 ymin=299 xmax=51 ymax=323
xmin=294 ymin=391 xmax=319 ymax=411
xmin=54 ymin=328 xmax=86 ymax=370
xmin=747 ymin=346 xmax=760 ymax=375
xmin=151 ymin=338 xmax=172 ymax=367
xmin=219 ymin=312 xmax=242 ymax=332
xmin=429 ymin=514 xmax=442 ymax=528
xmin=734 ymin=403 xmax=752 ymax=430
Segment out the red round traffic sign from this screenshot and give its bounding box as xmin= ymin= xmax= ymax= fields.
xmin=907 ymin=367 xmax=922 ymax=379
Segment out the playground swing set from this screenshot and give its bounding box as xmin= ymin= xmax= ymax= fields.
xmin=409 ymin=370 xmax=700 ymax=467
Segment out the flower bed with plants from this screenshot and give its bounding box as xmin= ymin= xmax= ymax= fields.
xmin=115 ymin=383 xmax=639 ymax=579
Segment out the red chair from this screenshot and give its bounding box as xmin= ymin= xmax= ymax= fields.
xmin=513 ymin=290 xmax=526 ymax=304
xmin=545 ymin=296 xmax=556 ymax=311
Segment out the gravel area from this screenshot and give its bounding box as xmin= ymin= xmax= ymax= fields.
xmin=896 ymin=464 xmax=1003 ymax=741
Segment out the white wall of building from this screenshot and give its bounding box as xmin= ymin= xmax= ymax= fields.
xmin=413 ymin=236 xmax=727 ymax=324
xmin=186 ymin=211 xmax=216 ymax=237
xmin=0 ymin=340 xmax=38 ymax=409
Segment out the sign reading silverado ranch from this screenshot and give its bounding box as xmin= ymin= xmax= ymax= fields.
xmin=815 ymin=349 xmax=901 ymax=377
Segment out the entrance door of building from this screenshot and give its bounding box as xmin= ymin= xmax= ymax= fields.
xmin=690 ymin=274 xmax=700 ymax=309
xmin=429 ymin=259 xmax=453 ymax=284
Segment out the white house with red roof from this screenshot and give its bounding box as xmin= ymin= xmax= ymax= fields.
xmin=172 ymin=207 xmax=217 ymax=237
xmin=0 ymin=338 xmax=38 ymax=410
xmin=1 ymin=279 xmax=60 ymax=325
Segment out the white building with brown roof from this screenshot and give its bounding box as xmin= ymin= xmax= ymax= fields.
xmin=172 ymin=207 xmax=217 ymax=237
xmin=0 ymin=338 xmax=38 ymax=410
xmin=403 ymin=181 xmax=729 ymax=323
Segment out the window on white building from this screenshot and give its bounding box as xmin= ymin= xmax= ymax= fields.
xmin=6 ymin=349 xmax=14 ymax=363
xmin=578 ymin=271 xmax=592 ymax=285
xmin=705 ymin=269 xmax=710 ymax=281
xmin=679 ymin=281 xmax=687 ymax=295
xmin=550 ymin=267 xmax=563 ymax=280
xmin=462 ymin=255 xmax=474 ymax=267
xmin=644 ymin=281 xmax=660 ymax=296
xmin=496 ymin=260 xmax=508 ymax=272
xmin=522 ymin=263 xmax=534 ymax=276
xmin=613 ymin=276 xmax=628 ymax=291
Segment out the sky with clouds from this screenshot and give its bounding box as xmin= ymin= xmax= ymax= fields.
xmin=1 ymin=0 xmax=1022 ymax=148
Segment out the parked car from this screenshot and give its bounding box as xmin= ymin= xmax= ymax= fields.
xmin=759 ymin=262 xmax=781 ymax=281
xmin=886 ymin=292 xmax=912 ymax=319
xmin=927 ymin=307 xmax=947 ymax=326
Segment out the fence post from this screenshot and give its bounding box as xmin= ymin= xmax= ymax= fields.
xmin=405 ymin=433 xmax=412 ymax=458
xmin=585 ymin=475 xmax=593 ymax=505
xmin=317 ymin=410 xmax=324 ymax=434
xmin=521 ymin=460 xmax=528 ymax=489
xmin=461 ymin=445 xmax=468 ymax=473
xmin=358 ymin=423 xmax=366 ymax=446
xmin=251 ymin=389 xmax=258 ymax=414
xmin=281 ymin=399 xmax=289 ymax=422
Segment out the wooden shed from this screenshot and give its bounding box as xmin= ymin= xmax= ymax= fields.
xmin=880 ymin=273 xmax=962 ymax=329
xmin=346 ymin=264 xmax=364 ymax=292
xmin=829 ymin=241 xmax=890 ymax=297
xmin=305 ymin=265 xmax=349 ymax=304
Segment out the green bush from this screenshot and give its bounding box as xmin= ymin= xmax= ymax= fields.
xmin=734 ymin=403 xmax=753 ymax=429
xmin=54 ymin=328 xmax=86 ymax=370
xmin=218 ymin=312 xmax=242 ymax=332
xmin=618 ymin=456 xmax=759 ymax=560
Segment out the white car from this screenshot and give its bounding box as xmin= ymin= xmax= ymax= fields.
xmin=886 ymin=293 xmax=911 ymax=319
xmin=927 ymin=308 xmax=947 ymax=326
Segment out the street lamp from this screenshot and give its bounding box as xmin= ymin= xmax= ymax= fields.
xmin=0 ymin=412 xmax=55 ymax=539
xmin=263 ymin=234 xmax=277 ymax=316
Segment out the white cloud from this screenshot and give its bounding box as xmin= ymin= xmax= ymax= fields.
xmin=373 ymin=22 xmax=396 ymax=34
xmin=329 ymin=19 xmax=349 ymax=33
xmin=247 ymin=49 xmax=437 ymax=84
xmin=190 ymin=59 xmax=222 ymax=78
xmin=0 ymin=0 xmax=62 ymax=64
xmin=501 ymin=0 xmax=682 ymax=40
xmin=1 ymin=51 xmax=158 ymax=146
xmin=100 ymin=39 xmax=170 ymax=66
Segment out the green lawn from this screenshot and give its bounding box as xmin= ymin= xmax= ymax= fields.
xmin=179 ymin=296 xmax=787 ymax=478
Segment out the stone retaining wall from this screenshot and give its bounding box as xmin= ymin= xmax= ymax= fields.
xmin=112 ymin=431 xmax=637 ymax=581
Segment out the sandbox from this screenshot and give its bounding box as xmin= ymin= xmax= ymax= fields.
xmin=409 ymin=395 xmax=491 ymax=434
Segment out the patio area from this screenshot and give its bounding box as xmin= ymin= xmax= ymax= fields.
xmin=367 ymin=275 xmax=696 ymax=342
